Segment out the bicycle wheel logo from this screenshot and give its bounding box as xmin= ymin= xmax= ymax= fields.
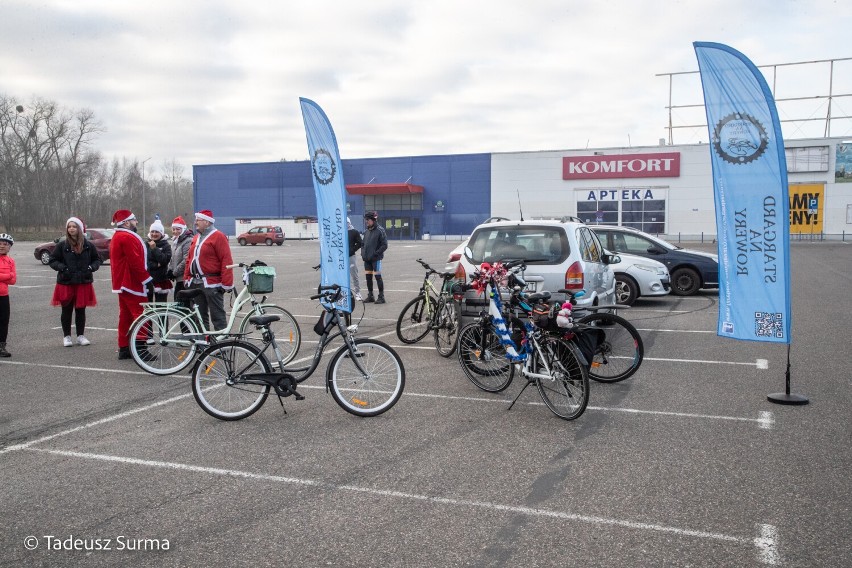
xmin=712 ymin=113 xmax=769 ymax=165
xmin=312 ymin=148 xmax=337 ymax=185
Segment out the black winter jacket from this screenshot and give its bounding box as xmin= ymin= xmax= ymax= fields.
xmin=48 ymin=238 xmax=102 ymax=285
xmin=348 ymin=228 xmax=363 ymax=257
xmin=361 ymin=225 xmax=388 ymax=262
xmin=147 ymin=237 xmax=172 ymax=283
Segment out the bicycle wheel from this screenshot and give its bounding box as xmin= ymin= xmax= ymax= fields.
xmin=238 ymin=304 xmax=301 ymax=365
xmin=535 ymin=337 xmax=589 ymax=421
xmin=192 ymin=340 xmax=271 ymax=421
xmin=396 ymin=294 xmax=435 ymax=344
xmin=433 ymin=298 xmax=459 ymax=358
xmin=327 ymin=338 xmax=405 ymax=417
xmin=457 ymin=322 xmax=515 ymax=393
xmin=577 ymin=312 xmax=644 ymax=383
xmin=130 ymin=309 xmax=200 ymax=375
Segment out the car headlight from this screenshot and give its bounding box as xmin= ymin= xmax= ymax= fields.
xmin=633 ymin=264 xmax=659 ymax=273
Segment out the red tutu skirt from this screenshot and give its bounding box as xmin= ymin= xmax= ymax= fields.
xmin=153 ymin=280 xmax=173 ymax=294
xmin=51 ymin=283 xmax=97 ymax=307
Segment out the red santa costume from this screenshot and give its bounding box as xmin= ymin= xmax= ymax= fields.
xmin=183 ymin=210 xmax=234 ymax=290
xmin=109 ymin=210 xmax=152 ymax=350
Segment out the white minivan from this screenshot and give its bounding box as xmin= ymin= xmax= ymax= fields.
xmin=455 ymin=219 xmax=618 ymax=316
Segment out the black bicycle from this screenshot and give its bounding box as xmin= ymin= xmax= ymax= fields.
xmin=395 ymin=258 xmax=460 ymax=357
xmin=192 ymin=284 xmax=405 ymax=421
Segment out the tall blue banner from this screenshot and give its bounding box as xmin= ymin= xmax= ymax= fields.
xmin=300 ymin=98 xmax=351 ymax=312
xmin=694 ymin=42 xmax=791 ymax=343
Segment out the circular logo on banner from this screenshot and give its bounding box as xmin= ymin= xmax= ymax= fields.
xmin=312 ymin=148 xmax=337 ymax=185
xmin=712 ymin=113 xmax=769 ymax=165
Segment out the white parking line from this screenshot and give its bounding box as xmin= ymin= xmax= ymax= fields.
xmin=26 ymin=446 xmax=777 ymax=563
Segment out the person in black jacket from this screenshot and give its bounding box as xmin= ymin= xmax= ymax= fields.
xmin=49 ymin=217 xmax=102 ymax=347
xmin=360 ymin=211 xmax=388 ymax=304
xmin=347 ymin=217 xmax=363 ymax=301
xmin=146 ymin=220 xmax=173 ymax=303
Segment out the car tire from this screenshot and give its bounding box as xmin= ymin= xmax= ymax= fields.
xmin=614 ymin=275 xmax=639 ymax=306
xmin=265 ymin=238 xmax=272 ymax=246
xmin=671 ymin=267 xmax=701 ymax=296
xmin=238 ymin=238 xmax=247 ymax=246
xmin=40 ymin=250 xmax=51 ymax=265
xmin=276 ymin=242 xmax=283 ymax=246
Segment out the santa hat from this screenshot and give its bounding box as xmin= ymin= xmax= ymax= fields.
xmin=66 ymin=216 xmax=85 ymax=234
xmin=112 ymin=209 xmax=136 ymax=226
xmin=149 ymin=220 xmax=165 ymax=234
xmin=171 ymin=216 xmax=187 ymax=230
xmin=195 ymin=209 xmax=215 ymax=223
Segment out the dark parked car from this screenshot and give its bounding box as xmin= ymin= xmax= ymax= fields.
xmin=591 ymin=226 xmax=718 ymax=296
xmin=34 ymin=228 xmax=114 ymax=265
xmin=236 ymin=226 xmax=285 ymax=246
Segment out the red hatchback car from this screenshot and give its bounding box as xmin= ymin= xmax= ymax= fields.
xmin=33 ymin=228 xmax=115 ymax=264
xmin=236 ymin=226 xmax=285 ymax=246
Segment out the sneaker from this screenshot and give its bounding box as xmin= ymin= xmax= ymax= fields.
xmin=117 ymin=347 xmax=132 ymax=360
xmin=375 ymin=295 xmax=386 ymax=304
xmin=63 ymin=336 xmax=73 ymax=347
xmin=364 ymin=294 xmax=375 ymax=303
xmin=76 ymin=335 xmax=91 ymax=346
xmin=354 ymin=292 xmax=363 ymax=301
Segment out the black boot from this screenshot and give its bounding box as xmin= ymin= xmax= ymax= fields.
xmin=0 ymin=342 xmax=10 ymax=358
xmin=375 ymin=295 xmax=386 ymax=304
xmin=364 ymin=293 xmax=375 ymax=303
xmin=118 ymin=346 xmax=132 ymax=360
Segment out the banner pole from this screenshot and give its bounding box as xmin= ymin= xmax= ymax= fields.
xmin=768 ymin=343 xmax=809 ymax=405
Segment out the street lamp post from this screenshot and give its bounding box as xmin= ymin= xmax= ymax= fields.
xmin=141 ymin=157 xmax=152 ymax=225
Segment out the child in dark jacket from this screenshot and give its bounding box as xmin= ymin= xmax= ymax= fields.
xmin=146 ymin=220 xmax=173 ymax=303
xmin=49 ymin=217 xmax=102 ymax=347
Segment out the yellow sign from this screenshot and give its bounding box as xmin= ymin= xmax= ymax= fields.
xmin=789 ymin=184 xmax=824 ymax=232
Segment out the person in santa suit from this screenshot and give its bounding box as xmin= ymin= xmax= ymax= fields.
xmin=183 ymin=209 xmax=234 ymax=331
xmin=109 ymin=209 xmax=152 ymax=360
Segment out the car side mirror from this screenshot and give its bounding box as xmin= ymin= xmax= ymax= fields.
xmin=54 ymin=238 xmax=60 ymax=243
xmin=647 ymin=246 xmax=664 ymax=255
xmin=604 ymin=253 xmax=621 ymax=265
xmin=463 ymin=246 xmax=473 ymax=260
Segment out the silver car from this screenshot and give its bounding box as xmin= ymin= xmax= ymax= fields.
xmin=608 ymin=252 xmax=670 ymax=305
xmin=456 ymin=219 xmax=618 ymax=309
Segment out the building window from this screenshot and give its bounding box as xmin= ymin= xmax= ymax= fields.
xmin=576 ymin=188 xmax=668 ymax=233
xmin=786 ymin=146 xmax=829 ymax=173
xmin=365 ymin=194 xmax=423 ymax=211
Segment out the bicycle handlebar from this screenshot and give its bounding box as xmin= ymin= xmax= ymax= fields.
xmin=416 ymin=258 xmax=454 ymax=279
xmin=310 ymin=284 xmax=342 ymax=301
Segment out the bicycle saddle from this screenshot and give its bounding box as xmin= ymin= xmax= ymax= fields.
xmin=248 ymin=314 xmax=281 ymax=326
xmin=525 ymin=291 xmax=552 ymax=303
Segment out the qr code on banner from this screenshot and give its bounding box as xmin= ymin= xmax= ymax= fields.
xmin=755 ymin=312 xmax=784 ymax=338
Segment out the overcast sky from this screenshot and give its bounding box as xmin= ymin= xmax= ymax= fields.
xmin=2 ymin=0 xmax=850 ymax=173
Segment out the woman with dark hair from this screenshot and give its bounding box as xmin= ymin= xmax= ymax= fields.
xmin=49 ymin=217 xmax=102 ymax=346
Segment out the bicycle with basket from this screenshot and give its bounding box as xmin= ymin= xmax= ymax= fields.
xmin=128 ymin=260 xmax=301 ymax=375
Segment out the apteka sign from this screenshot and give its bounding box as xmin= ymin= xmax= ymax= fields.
xmin=563 ymin=152 xmax=680 ymax=180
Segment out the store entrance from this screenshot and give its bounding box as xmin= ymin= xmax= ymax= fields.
xmin=384 ymin=216 xmax=421 ymax=239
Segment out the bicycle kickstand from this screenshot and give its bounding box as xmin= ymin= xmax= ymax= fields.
xmin=506 ymin=377 xmax=534 ymax=411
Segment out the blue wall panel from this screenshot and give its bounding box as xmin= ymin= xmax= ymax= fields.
xmin=193 ymin=153 xmax=492 ymax=236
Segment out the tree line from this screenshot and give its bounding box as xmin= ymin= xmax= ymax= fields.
xmin=0 ymin=95 xmax=193 ymax=235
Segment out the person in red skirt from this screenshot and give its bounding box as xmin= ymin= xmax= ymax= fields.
xmin=145 ymin=219 xmax=172 ymax=303
xmin=109 ymin=209 xmax=152 ymax=360
xmin=48 ymin=217 xmax=102 ymax=347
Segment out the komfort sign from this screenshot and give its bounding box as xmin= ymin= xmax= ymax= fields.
xmin=563 ymin=152 xmax=681 ymax=180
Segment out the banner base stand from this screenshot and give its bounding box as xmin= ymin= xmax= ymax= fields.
xmin=767 ymin=392 xmax=809 ymax=405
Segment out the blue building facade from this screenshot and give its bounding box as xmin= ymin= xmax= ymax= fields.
xmin=193 ymin=153 xmax=492 ymax=237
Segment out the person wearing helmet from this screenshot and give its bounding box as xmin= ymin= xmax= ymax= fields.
xmin=360 ymin=211 xmax=388 ymax=304
xmin=0 ymin=232 xmax=17 ymax=357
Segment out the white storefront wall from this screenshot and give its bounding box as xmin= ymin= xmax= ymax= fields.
xmin=491 ymin=138 xmax=849 ymax=239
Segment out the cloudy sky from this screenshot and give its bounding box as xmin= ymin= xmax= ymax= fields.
xmin=2 ymin=0 xmax=850 ymax=172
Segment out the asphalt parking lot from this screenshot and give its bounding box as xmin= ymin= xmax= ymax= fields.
xmin=1 ymin=238 xmax=850 ymax=567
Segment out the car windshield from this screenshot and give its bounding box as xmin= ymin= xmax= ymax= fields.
xmin=468 ymin=225 xmax=566 ymax=264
